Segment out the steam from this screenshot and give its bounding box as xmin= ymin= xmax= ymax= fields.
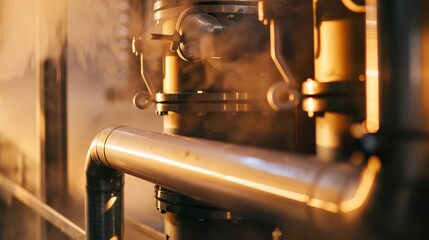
xmin=0 ymin=0 xmax=37 ymax=82
xmin=0 ymin=0 xmax=164 ymax=234
xmin=68 ymin=0 xmax=151 ymax=99
xmin=0 ymin=0 xmax=153 ymax=100
xmin=199 ymin=15 xmax=280 ymax=94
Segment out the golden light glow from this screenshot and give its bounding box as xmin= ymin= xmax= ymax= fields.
xmin=258 ymin=1 xmax=264 ymax=22
xmin=339 ymin=156 xmax=381 ymax=212
xmin=306 ymin=156 xmax=380 ymax=213
xmin=270 ymin=20 xmax=290 ymax=84
xmin=307 ymin=198 xmax=339 ymax=213
xmin=341 ymin=0 xmax=366 ymax=13
xmin=306 ymin=98 xmax=315 ymax=117
xmin=108 ymin=145 xmax=310 ymax=203
xmin=224 ymin=176 xmax=310 ymax=203
xmin=106 ymin=145 xmax=381 ymax=214
xmin=104 ymin=196 xmax=118 ymax=212
xmin=365 ymin=2 xmax=380 ymax=133
xmin=306 ymin=79 xmax=315 ymax=93
xmin=366 ymin=69 xmax=379 ymax=133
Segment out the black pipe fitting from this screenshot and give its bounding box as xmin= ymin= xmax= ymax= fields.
xmin=86 ymin=160 xmax=124 ymax=240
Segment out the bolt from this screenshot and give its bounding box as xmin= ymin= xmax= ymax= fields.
xmin=157 ymin=111 xmax=168 ymax=116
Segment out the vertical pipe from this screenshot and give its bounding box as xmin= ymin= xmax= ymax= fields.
xmin=161 ymin=18 xmax=181 ymax=135
xmin=36 ymin=0 xmax=68 ymax=239
xmin=42 ymin=54 xmax=68 ymax=208
xmin=376 ymin=0 xmax=429 ymax=238
xmin=379 ymin=0 xmax=429 ymax=133
xmin=365 ymin=0 xmax=379 ymax=133
xmin=313 ymin=0 xmax=365 ymax=161
xmin=161 ymin=18 xmax=180 ymax=94
xmin=162 ymin=54 xmax=181 ymax=135
xmin=163 ymin=55 xmax=180 ymax=94
xmin=86 ymin=162 xmax=124 ymax=240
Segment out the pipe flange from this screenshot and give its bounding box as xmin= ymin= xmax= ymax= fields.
xmin=154 ymin=0 xmax=258 ymax=10
xmin=155 ymin=186 xmax=245 ymax=220
xmin=155 ymin=91 xmax=270 ymax=114
xmin=155 ymin=91 xmax=253 ymax=102
xmin=302 ymin=79 xmax=365 ymax=96
xmin=156 ymin=102 xmax=270 ymax=114
xmin=302 ymin=97 xmax=365 ymax=117
xmin=154 ymin=1 xmax=258 ymax=21
xmin=154 ymin=0 xmax=258 ymax=12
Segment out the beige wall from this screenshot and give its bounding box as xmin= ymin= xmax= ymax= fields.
xmin=0 ymin=0 xmax=165 ymax=237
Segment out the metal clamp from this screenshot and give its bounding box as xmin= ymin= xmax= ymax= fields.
xmin=155 ymin=91 xmax=270 ymax=114
xmin=267 ymin=82 xmax=300 ymax=111
xmin=155 ymin=186 xmax=245 ymax=220
xmin=302 ymin=78 xmax=365 ymax=96
xmin=132 ymin=37 xmax=157 ymax=109
xmin=301 ymin=79 xmax=365 ymax=116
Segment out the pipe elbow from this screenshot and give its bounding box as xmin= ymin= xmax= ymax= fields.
xmin=85 ymin=126 xmax=125 ymax=240
xmin=309 ymin=156 xmax=381 ymax=216
xmin=85 ymin=126 xmax=123 ymax=180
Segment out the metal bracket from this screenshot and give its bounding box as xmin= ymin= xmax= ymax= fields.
xmin=132 ymin=37 xmax=157 ymax=110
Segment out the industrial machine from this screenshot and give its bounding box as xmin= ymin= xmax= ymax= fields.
xmin=85 ymin=0 xmax=429 ymax=239
xmin=1 ymin=0 xmax=429 ymax=240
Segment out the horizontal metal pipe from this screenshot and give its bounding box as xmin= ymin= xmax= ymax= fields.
xmin=85 ymin=126 xmax=380 ymax=239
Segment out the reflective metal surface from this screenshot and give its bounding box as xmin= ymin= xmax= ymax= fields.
xmin=154 ymin=5 xmax=258 ymax=21
xmin=86 ymin=126 xmax=381 ymax=238
xmin=156 ymin=91 xmax=253 ymax=102
xmin=155 ymin=92 xmax=270 ymax=113
xmin=2 ymin=0 xmax=429 ymax=239
xmin=155 ymin=186 xmax=245 ymax=220
xmin=302 ymin=78 xmax=365 ymax=96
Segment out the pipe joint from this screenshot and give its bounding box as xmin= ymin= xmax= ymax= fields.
xmin=85 ymin=126 xmax=125 ymax=240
